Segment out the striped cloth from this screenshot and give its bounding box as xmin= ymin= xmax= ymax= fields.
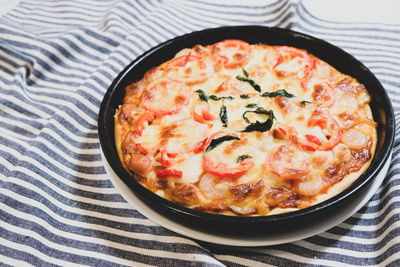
xmin=0 ymin=0 xmax=399 ymax=266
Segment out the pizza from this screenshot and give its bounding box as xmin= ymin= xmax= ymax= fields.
xmin=114 ymin=39 xmax=377 ymax=216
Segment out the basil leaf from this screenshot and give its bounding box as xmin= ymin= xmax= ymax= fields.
xmin=236 ymin=68 xmax=261 ymax=93
xmin=242 ymin=107 xmax=274 ymax=123
xmin=236 ymin=75 xmax=261 ymax=92
xmin=205 ymin=135 xmax=240 ymax=152
xmin=301 ymin=100 xmax=313 ymax=107
xmin=240 ymin=94 xmax=251 ymax=99
xmin=196 ymin=89 xmax=234 ymax=102
xmin=245 ymin=103 xmax=258 ymax=108
xmin=241 ymin=109 xmax=275 ymax=133
xmin=261 ymin=89 xmax=295 ymax=98
xmin=237 ymin=155 xmax=252 ymax=163
xmin=242 ymin=68 xmax=249 ymax=77
xmin=196 ymin=89 xmax=208 ymax=102
xmin=209 ymin=95 xmax=234 ymax=101
xmin=219 ymin=104 xmax=228 ymax=127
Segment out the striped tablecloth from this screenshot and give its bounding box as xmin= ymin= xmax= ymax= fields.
xmin=0 ymin=0 xmax=399 ymax=266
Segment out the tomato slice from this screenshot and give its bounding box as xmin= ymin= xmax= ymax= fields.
xmin=311 ymin=82 xmax=336 ymax=108
xmin=213 ymin=40 xmax=251 ymax=68
xmin=202 ymin=132 xmax=254 ymax=179
xmin=164 ymin=55 xmax=211 ymax=84
xmin=133 ymin=111 xmax=154 ymax=136
xmin=191 ymin=101 xmax=215 ymax=125
xmin=157 ymin=169 xmax=182 ymax=179
xmin=308 ymin=114 xmax=342 ymax=151
xmin=157 ymin=118 xmax=211 ymax=166
xmin=272 ymin=46 xmax=315 ymax=90
xmin=141 ymin=80 xmax=190 ymax=116
xmin=268 ymin=145 xmax=311 ymax=180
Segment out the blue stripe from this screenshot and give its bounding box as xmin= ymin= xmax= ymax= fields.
xmin=0 ymin=243 xmax=57 ymax=267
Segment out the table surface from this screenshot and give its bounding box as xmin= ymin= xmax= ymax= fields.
xmin=0 ymin=0 xmax=399 ymax=266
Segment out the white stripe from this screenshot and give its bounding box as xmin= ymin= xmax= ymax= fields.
xmin=40 ymin=127 xmax=100 ymax=155
xmin=0 ymin=90 xmax=54 ymax=119
xmin=0 ymin=257 xmax=34 ymax=267
xmin=0 ymin=219 xmax=140 ymax=266
xmin=0 ymin=199 xmax=221 ymax=266
xmin=0 ymin=141 xmax=106 ymax=183
xmin=0 ymin=201 xmax=205 ymax=257
xmin=20 ymin=0 xmax=117 ymax=12
xmin=0 ymin=236 xmax=84 ymax=267
xmin=0 ymin=186 xmax=156 ymax=228
xmin=52 ymin=120 xmax=98 ymax=143
xmin=215 ymin=254 xmax=275 ymax=267
xmin=380 ymin=251 xmax=400 ymax=266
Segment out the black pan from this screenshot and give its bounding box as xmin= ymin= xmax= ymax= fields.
xmin=98 ymin=26 xmax=394 ymax=235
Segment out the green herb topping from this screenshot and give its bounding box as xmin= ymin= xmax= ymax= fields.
xmin=241 ymin=108 xmax=275 ymax=133
xmin=205 ymin=135 xmax=240 ymax=152
xmin=196 ymin=89 xmax=208 ymax=102
xmin=236 ymin=68 xmax=261 ymax=93
xmin=237 ymin=155 xmax=252 ymax=163
xmin=301 ymin=100 xmax=313 ymax=107
xmin=261 ymin=89 xmax=295 ymax=98
xmin=245 ymin=103 xmax=258 ymax=108
xmin=209 ymin=95 xmax=234 ymax=101
xmin=219 ymin=104 xmax=228 ymax=127
xmin=196 ymin=89 xmax=234 ymax=102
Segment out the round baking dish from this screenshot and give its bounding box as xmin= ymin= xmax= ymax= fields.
xmin=98 ymin=26 xmax=394 ymax=235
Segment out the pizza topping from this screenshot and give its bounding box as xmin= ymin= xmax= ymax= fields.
xmin=236 ymin=68 xmax=261 ymax=92
xmin=273 ymin=46 xmax=314 ymax=72
xmin=272 ymin=46 xmax=315 ymax=91
xmin=332 ymin=143 xmax=352 ymax=163
xmin=336 ymin=77 xmax=366 ymax=95
xmin=195 ymin=89 xmax=234 ymax=102
xmin=213 ymin=40 xmax=251 ymax=68
xmin=265 ymin=187 xmax=298 ymax=209
xmin=202 ymin=132 xmax=254 ymax=179
xmin=192 ymin=101 xmax=215 ymax=125
xmin=164 ymin=54 xmax=211 ymax=84
xmin=219 ymin=104 xmax=228 ymax=127
xmin=157 ymin=169 xmax=182 ymax=179
xmin=312 ymin=82 xmax=336 ymax=107
xmin=203 ymin=153 xmax=254 ymax=179
xmin=261 ymin=89 xmax=295 ymax=98
xmin=268 ymin=145 xmax=311 ymax=180
xmin=118 ymin=103 xmax=137 ymax=124
xmin=199 ymin=173 xmax=232 ymax=199
xmin=300 ymin=100 xmax=313 ymax=107
xmin=240 ymin=94 xmax=251 ymax=99
xmin=274 ymin=95 xmax=292 ymax=113
xmin=133 ymin=112 xmax=154 ymax=136
xmin=297 ymin=176 xmax=324 ymax=197
xmin=205 ymin=133 xmax=240 ymax=152
xmin=127 ymin=153 xmax=152 ymax=176
xmin=229 ymin=179 xmax=264 ymax=202
xmin=241 ymin=108 xmax=275 ymax=133
xmin=341 ymin=129 xmax=369 ymax=150
xmin=161 ymin=118 xmax=210 ymax=155
xmin=142 ymin=80 xmax=190 ymax=116
xmin=307 ymin=113 xmax=341 ymax=151
xmin=237 ymin=154 xmax=252 ymax=163
xmin=195 ymin=89 xmax=209 ymax=102
xmin=170 ymin=183 xmax=200 ymax=205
